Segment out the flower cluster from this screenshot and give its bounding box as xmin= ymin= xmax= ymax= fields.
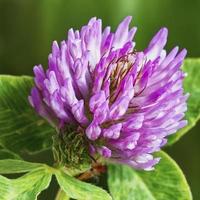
xmin=29 ymin=16 xmax=188 ymax=170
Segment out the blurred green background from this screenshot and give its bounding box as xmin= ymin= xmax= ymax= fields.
xmin=0 ymin=0 xmax=200 ymax=199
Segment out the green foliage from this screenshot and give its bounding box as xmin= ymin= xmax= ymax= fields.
xmin=55 ymin=189 xmax=70 ymax=200
xmin=0 ymin=75 xmax=54 ymax=155
xmin=0 ymin=168 xmax=52 ymax=200
xmin=0 ymin=145 xmax=21 ymax=160
xmin=0 ymin=152 xmax=192 ymax=200
xmin=55 ymin=169 xmax=112 ymax=200
xmin=168 ymin=58 xmax=200 ymax=144
xmin=0 ymin=159 xmax=45 ymax=174
xmin=0 ymin=159 xmax=52 ymax=200
xmin=108 ymin=151 xmax=192 ymax=200
xmin=0 ymin=159 xmax=111 ymax=200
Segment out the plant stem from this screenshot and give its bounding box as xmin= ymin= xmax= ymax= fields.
xmin=55 ymin=188 xmax=69 ymax=200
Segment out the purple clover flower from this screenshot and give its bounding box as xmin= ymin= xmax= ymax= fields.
xmin=29 ymin=16 xmax=188 ymax=170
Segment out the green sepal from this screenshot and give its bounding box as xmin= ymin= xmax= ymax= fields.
xmin=52 ymin=126 xmax=92 ymax=169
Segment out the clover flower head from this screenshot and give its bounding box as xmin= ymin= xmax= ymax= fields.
xmin=29 ymin=16 xmax=188 ymax=170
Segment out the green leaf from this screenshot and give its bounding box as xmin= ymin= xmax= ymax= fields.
xmin=0 ymin=159 xmax=45 ymax=174
xmin=0 ymin=75 xmax=54 ymax=155
xmin=108 ymin=151 xmax=192 ymax=200
xmin=0 ymin=145 xmax=21 ymax=160
xmin=55 ymin=170 xmax=112 ymax=200
xmin=168 ymin=58 xmax=200 ymax=145
xmin=55 ymin=189 xmax=70 ymax=200
xmin=0 ymin=168 xmax=52 ymax=200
